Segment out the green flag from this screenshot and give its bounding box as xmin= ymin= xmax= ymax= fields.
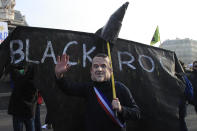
xmin=150 ymin=26 xmax=160 ymax=45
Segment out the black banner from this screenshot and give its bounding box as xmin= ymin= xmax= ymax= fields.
xmin=0 ymin=26 xmax=184 ymax=131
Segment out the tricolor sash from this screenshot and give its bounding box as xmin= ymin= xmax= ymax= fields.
xmin=94 ymin=87 xmax=125 ymax=128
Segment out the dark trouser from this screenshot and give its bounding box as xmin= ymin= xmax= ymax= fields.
xmin=179 ymin=100 xmax=188 ymax=131
xmin=13 ymin=115 xmax=35 ymax=131
xmin=35 ymin=104 xmax=42 ymax=131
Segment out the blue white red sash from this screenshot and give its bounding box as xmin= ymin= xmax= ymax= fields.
xmin=94 ymin=87 xmax=125 ymax=128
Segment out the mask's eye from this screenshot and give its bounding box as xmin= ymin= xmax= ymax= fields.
xmin=101 ymin=64 xmax=106 ymax=68
xmin=93 ymin=64 xmax=99 ymax=69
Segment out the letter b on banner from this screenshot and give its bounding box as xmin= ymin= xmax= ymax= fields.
xmin=10 ymin=40 xmax=25 ymax=64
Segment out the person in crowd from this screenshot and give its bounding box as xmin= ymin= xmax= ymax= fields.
xmin=186 ymin=61 xmax=197 ymax=112
xmin=177 ymin=60 xmax=194 ymax=131
xmin=55 ymin=53 xmax=141 ymax=131
xmin=8 ymin=63 xmax=38 ymax=131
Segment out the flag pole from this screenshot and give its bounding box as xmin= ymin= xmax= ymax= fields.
xmin=107 ymin=42 xmax=116 ymax=99
xmin=159 ymin=29 xmax=161 ymax=46
xmin=95 ymin=2 xmax=129 ymax=99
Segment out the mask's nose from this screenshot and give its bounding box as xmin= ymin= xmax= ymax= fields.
xmin=97 ymin=66 xmax=103 ymax=71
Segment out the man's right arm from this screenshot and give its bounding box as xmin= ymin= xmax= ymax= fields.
xmin=55 ymin=54 xmax=88 ymax=97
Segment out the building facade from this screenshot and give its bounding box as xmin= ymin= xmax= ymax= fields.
xmin=160 ymin=38 xmax=197 ymax=64
xmin=0 ymin=0 xmax=27 ymax=33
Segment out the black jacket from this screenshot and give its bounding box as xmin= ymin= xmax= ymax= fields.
xmin=8 ymin=65 xmax=38 ymax=119
xmin=56 ymin=78 xmax=140 ymax=131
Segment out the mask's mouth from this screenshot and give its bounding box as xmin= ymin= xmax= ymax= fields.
xmin=95 ymin=71 xmax=104 ymax=76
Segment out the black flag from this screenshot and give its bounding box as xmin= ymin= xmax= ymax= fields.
xmin=95 ymin=2 xmax=129 ymax=43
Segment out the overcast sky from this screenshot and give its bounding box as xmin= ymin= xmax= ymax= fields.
xmin=15 ymin=0 xmax=197 ymax=45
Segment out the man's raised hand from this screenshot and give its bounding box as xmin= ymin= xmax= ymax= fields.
xmin=55 ymin=54 xmax=70 ymax=78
